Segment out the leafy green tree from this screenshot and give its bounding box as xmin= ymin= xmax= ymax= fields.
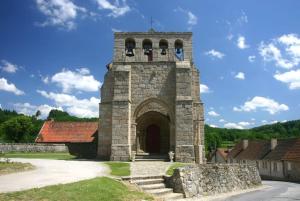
xmin=1 ymin=116 xmax=35 ymax=142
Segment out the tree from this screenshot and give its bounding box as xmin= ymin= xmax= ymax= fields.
xmin=35 ymin=110 xmax=41 ymax=119
xmin=1 ymin=116 xmax=35 ymax=142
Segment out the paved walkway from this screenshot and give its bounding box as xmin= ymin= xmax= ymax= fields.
xmin=130 ymin=161 xmax=172 ymax=176
xmin=0 ymin=158 xmax=109 ymax=193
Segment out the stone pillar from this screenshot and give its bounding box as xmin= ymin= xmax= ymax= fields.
xmin=175 ymin=61 xmax=195 ymax=163
xmin=110 ymin=65 xmax=132 ymax=161
xmin=131 ymin=122 xmax=137 ymax=152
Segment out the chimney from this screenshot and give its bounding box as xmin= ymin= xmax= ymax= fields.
xmin=242 ymin=139 xmax=248 ymax=150
xmin=271 ymin=138 xmax=277 ymax=150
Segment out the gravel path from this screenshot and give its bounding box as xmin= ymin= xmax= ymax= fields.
xmin=130 ymin=161 xmax=172 ymax=176
xmin=0 ymin=158 xmax=109 ymax=193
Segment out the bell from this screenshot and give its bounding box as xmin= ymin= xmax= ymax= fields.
xmin=144 ymin=49 xmax=150 ymax=55
xmin=126 ymin=48 xmax=134 ymax=57
xmin=161 ymin=48 xmax=166 ymax=55
xmin=176 ymin=48 xmax=181 ymax=54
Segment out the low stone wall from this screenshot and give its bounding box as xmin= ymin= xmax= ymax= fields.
xmin=167 ymin=163 xmax=261 ymax=198
xmin=0 ymin=143 xmax=68 ymax=153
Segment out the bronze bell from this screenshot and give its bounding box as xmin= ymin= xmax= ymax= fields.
xmin=144 ymin=49 xmax=150 ymax=55
xmin=126 ymin=48 xmax=134 ymax=57
xmin=176 ymin=48 xmax=181 ymax=54
xmin=161 ymin=48 xmax=166 ymax=55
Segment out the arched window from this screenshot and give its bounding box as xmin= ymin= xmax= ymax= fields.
xmin=174 ymin=39 xmax=184 ymax=61
xmin=125 ymin=38 xmax=135 ymax=57
xmin=159 ymin=39 xmax=168 ymax=55
xmin=143 ymin=39 xmax=153 ymax=61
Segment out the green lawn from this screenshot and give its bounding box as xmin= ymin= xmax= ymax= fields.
xmin=0 ymin=161 xmax=34 ymax=175
xmin=105 ymin=162 xmax=130 ymax=176
xmin=0 ymin=177 xmax=153 ymax=201
xmin=166 ymin=162 xmax=188 ymax=176
xmin=2 ymin=152 xmax=76 ymax=160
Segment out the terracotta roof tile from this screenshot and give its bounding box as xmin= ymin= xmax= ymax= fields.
xmin=35 ymin=121 xmax=98 ymax=143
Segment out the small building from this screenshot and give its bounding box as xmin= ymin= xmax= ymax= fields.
xmin=209 ymin=148 xmax=230 ymax=163
xmin=35 ymin=120 xmax=98 ymax=158
xmin=228 ymin=138 xmax=300 ymax=182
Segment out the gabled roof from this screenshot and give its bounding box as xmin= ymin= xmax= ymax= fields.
xmin=35 ymin=121 xmax=98 ymax=143
xmin=282 ymin=139 xmax=300 ymax=162
xmin=216 ymin=148 xmax=230 ymax=160
xmin=264 ymin=139 xmax=297 ymax=161
xmin=232 ymin=140 xmax=270 ymax=161
xmin=229 ymin=138 xmax=300 ymax=162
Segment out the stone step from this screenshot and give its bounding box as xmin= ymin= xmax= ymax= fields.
xmin=122 ymin=175 xmax=164 ymax=181
xmin=145 ymin=188 xmax=173 ymax=196
xmin=133 ymin=178 xmax=164 ymax=185
xmin=134 ymin=158 xmax=168 ymax=162
xmin=160 ymin=192 xmax=184 ymax=201
xmin=135 ymin=154 xmax=168 ymax=159
xmin=140 ymin=183 xmax=166 ymax=190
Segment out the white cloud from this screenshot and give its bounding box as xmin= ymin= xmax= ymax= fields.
xmin=274 ymin=69 xmax=300 ymax=90
xmin=237 ymin=36 xmax=249 ymax=49
xmin=174 ymin=7 xmax=197 ymax=29
xmin=13 ymin=102 xmax=62 ymax=119
xmin=219 ymin=119 xmax=226 ymax=123
xmin=237 ymin=11 xmax=248 ymax=25
xmin=0 ymin=78 xmax=24 ymax=95
xmin=205 ymin=49 xmax=225 ymax=59
xmin=37 ymin=90 xmax=100 ymax=118
xmin=224 ymin=121 xmax=252 ymax=129
xmin=208 ymin=111 xmax=220 ymax=117
xmin=36 ymin=0 xmax=87 ymax=30
xmin=96 ymin=0 xmax=130 ymax=18
xmin=248 ymin=55 xmax=256 ymax=62
xmin=200 ymin=84 xmax=211 ymax=94
xmin=233 ymin=96 xmax=289 ymax=115
xmin=51 ymin=68 xmax=101 ymax=93
xmin=259 ymin=34 xmax=300 ymax=69
xmin=0 ymin=60 xmax=18 ymax=73
xmin=112 ymin=28 xmax=122 ymax=32
xmin=235 ymin=72 xmax=245 ymax=80
xmin=224 ymin=122 xmax=244 ymax=129
xmin=209 ymin=124 xmax=217 ymax=128
xmin=187 ymin=11 xmax=197 ymax=26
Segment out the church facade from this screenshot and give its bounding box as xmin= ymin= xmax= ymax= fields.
xmin=98 ymin=31 xmax=205 ymax=163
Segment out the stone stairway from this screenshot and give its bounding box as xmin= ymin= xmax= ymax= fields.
xmin=135 ymin=153 xmax=169 ymax=162
xmin=123 ymin=175 xmax=184 ymax=201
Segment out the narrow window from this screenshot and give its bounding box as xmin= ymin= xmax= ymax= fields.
xmin=287 ymin=162 xmax=292 ymax=171
xmin=159 ymin=39 xmax=168 ymax=55
xmin=143 ymin=39 xmax=153 ymax=61
xmin=175 ymin=39 xmax=184 ymax=61
xmin=125 ymin=38 xmax=135 ymax=57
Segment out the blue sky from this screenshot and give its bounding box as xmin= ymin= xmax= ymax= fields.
xmin=0 ymin=0 xmax=300 ymax=129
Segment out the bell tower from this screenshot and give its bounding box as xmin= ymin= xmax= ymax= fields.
xmin=98 ymin=30 xmax=205 ymax=163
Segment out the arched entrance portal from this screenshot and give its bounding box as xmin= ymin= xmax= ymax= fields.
xmin=136 ymin=111 xmax=170 ymax=154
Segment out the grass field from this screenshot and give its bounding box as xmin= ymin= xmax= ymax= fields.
xmin=2 ymin=152 xmax=76 ymax=160
xmin=0 ymin=161 xmax=34 ymax=175
xmin=166 ymin=162 xmax=188 ymax=176
xmin=0 ymin=177 xmax=153 ymax=201
xmin=105 ymin=162 xmax=130 ymax=176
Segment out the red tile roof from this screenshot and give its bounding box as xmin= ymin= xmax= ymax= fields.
xmin=229 ymin=138 xmax=300 ymax=162
xmin=282 ymin=138 xmax=300 ymax=162
xmin=35 ymin=121 xmax=98 ymax=143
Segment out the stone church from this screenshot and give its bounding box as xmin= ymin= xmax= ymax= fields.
xmin=98 ymin=31 xmax=205 ymax=163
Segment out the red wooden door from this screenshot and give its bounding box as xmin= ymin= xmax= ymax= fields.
xmin=146 ymin=124 xmax=160 ymax=153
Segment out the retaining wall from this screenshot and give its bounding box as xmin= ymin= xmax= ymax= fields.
xmin=0 ymin=143 xmax=68 ymax=153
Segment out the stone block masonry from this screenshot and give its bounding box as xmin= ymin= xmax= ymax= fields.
xmin=0 ymin=143 xmax=68 ymax=153
xmin=167 ymin=163 xmax=261 ymax=198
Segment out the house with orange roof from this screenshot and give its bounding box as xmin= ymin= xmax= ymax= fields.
xmin=228 ymin=138 xmax=300 ymax=182
xmin=35 ymin=120 xmax=98 ymax=158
